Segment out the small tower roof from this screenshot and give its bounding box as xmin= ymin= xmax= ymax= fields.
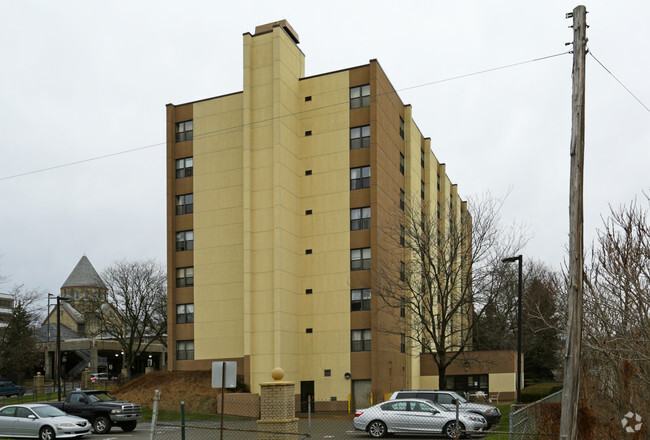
xmin=61 ymin=256 xmax=107 ymax=289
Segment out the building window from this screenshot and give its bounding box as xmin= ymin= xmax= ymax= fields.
xmin=421 ymin=149 xmax=425 ymax=168
xmin=324 ymin=369 xmax=331 ymax=377
xmin=399 ymin=117 xmax=404 ymax=139
xmin=400 ymin=298 xmax=406 ymax=317
xmin=351 ymin=288 xmax=371 ymax=311
xmin=421 ymin=181 xmax=425 ymax=199
xmin=175 ymin=120 xmax=193 ymax=142
xmin=437 ymin=201 xmax=441 ymax=219
xmin=351 ymin=329 xmax=371 ymax=352
xmin=176 ymin=267 xmax=194 ymax=287
xmin=176 ymin=303 xmax=194 ymax=324
xmin=176 ymin=340 xmax=194 ymax=360
xmin=351 ymin=207 xmax=371 ymax=230
xmin=400 ymin=189 xmax=405 ymax=211
xmin=400 ymin=261 xmax=406 ymax=281
xmin=175 ymin=157 xmax=193 ymax=178
xmin=400 ymin=153 xmax=405 ymax=175
xmin=350 ymin=125 xmax=370 ymax=149
xmin=351 ymin=248 xmax=371 ymax=271
xmin=350 ymin=84 xmax=370 ymax=109
xmin=401 ymin=333 xmax=406 ymax=353
xmin=176 ymin=230 xmax=194 ymax=251
xmin=175 ymin=194 xmax=193 ymax=215
xmin=350 ymin=166 xmax=371 ymax=190
xmin=437 ymin=172 xmax=440 ymax=190
xmin=400 ymin=225 xmax=405 ymax=246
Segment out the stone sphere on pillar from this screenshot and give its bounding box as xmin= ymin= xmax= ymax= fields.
xmin=271 ymin=367 xmax=284 ymax=381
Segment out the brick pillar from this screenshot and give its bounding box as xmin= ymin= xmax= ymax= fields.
xmin=33 ymin=373 xmax=45 ymax=395
xmin=258 ymin=368 xmax=298 ymax=440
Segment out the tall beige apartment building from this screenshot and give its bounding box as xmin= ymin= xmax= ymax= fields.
xmin=166 ymin=21 xmax=518 ymax=409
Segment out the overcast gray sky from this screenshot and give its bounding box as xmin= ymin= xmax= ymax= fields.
xmin=1 ymin=1 xmax=648 ymax=303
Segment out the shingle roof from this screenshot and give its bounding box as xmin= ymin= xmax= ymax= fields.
xmin=61 ymin=256 xmax=107 ymax=289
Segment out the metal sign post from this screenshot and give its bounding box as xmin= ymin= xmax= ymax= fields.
xmin=212 ymin=362 xmax=237 ymax=440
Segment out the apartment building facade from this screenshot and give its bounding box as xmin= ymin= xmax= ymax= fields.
xmin=166 ymin=21 xmax=518 ymax=408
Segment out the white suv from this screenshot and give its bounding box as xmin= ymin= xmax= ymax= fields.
xmin=389 ymin=390 xmax=501 ymax=428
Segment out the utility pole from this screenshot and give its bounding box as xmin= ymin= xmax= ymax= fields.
xmin=560 ymin=5 xmax=587 ymax=440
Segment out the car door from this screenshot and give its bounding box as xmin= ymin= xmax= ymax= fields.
xmin=379 ymin=401 xmax=409 ymax=432
xmin=0 ymin=407 xmax=18 ymax=437
xmin=408 ymin=401 xmax=448 ymax=433
xmin=66 ymin=393 xmax=93 ymax=420
xmin=14 ymin=407 xmax=38 ymax=437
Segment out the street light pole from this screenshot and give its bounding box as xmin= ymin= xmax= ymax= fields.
xmin=55 ymin=295 xmax=70 ymax=402
xmin=502 ymin=255 xmax=523 ymax=404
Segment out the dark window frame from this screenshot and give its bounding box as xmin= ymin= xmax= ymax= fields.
xmin=350 ymin=166 xmax=371 ymax=190
xmin=175 ymin=120 xmax=193 ymax=142
xmin=176 ymin=340 xmax=194 ymax=360
xmin=176 ymin=230 xmax=194 ymax=251
xmin=350 ymin=207 xmax=371 ymax=230
xmin=175 ymin=194 xmax=193 ymax=215
xmin=350 ymin=125 xmax=371 ymax=149
xmin=350 ymin=84 xmax=370 ymax=109
xmin=351 ymin=329 xmax=372 ymax=352
xmin=176 ymin=266 xmax=194 ymax=288
xmin=351 ymin=288 xmax=371 ymax=311
xmin=176 ymin=303 xmax=194 ymax=324
xmin=351 ymin=247 xmax=371 ymax=271
xmin=175 ymin=157 xmax=193 ymax=178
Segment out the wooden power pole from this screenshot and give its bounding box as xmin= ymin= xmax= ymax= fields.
xmin=560 ymin=5 xmax=587 ymax=440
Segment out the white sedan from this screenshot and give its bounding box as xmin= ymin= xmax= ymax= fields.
xmin=0 ymin=404 xmax=92 ymax=440
xmin=354 ymin=398 xmax=487 ymax=438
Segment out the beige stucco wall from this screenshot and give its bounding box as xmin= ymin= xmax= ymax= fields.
xmin=193 ymin=92 xmax=245 ymax=360
xmin=299 ymin=70 xmax=351 ymax=401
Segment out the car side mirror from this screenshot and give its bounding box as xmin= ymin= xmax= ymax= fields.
xmin=28 ymin=415 xmax=36 ymax=420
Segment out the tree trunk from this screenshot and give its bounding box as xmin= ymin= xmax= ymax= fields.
xmin=438 ymin=365 xmax=447 ymax=390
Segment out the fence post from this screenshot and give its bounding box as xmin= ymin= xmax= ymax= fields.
xmin=455 ymin=398 xmax=460 ymax=440
xmin=181 ymin=401 xmax=185 ymax=440
xmin=149 ymin=389 xmax=160 ymax=440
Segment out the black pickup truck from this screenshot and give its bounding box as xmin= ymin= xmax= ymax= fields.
xmin=48 ymin=390 xmax=142 ymax=434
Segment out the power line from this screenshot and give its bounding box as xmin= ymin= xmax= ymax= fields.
xmin=0 ymin=143 xmax=163 ymax=181
xmin=0 ymin=51 xmax=571 ymax=182
xmin=589 ymin=50 xmax=650 ymax=113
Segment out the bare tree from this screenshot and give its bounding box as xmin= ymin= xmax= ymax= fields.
xmin=582 ymin=196 xmax=650 ymax=427
xmin=376 ymin=193 xmax=527 ymax=389
xmin=93 ymin=259 xmax=167 ymax=376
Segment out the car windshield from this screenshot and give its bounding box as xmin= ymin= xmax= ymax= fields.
xmin=32 ymin=406 xmax=67 ymax=418
xmin=87 ymin=392 xmax=116 ymax=402
xmin=449 ymin=392 xmax=468 ymax=403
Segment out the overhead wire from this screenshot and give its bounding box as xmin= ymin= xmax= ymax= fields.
xmin=0 ymin=51 xmax=571 ymax=182
xmin=588 ymin=50 xmax=650 ymax=113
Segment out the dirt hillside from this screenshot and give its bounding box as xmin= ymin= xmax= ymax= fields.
xmin=112 ymin=370 xmax=223 ymax=414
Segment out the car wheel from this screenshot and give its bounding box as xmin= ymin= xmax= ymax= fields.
xmin=120 ymin=421 xmax=137 ymax=432
xmin=443 ymin=421 xmax=465 ymax=439
xmin=40 ymin=426 xmax=55 ymax=440
xmin=93 ymin=416 xmax=112 ymax=434
xmin=367 ymin=420 xmax=388 ymax=438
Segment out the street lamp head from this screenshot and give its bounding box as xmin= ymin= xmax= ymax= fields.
xmin=502 ymin=255 xmax=522 ymax=263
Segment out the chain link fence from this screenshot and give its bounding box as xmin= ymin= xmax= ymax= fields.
xmin=507 ymin=390 xmax=563 ymax=439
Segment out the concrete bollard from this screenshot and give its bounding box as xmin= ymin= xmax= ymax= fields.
xmin=34 ymin=372 xmax=45 ymax=396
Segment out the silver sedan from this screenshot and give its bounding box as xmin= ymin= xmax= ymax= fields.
xmin=0 ymin=404 xmax=92 ymax=440
xmin=353 ymin=398 xmax=487 ymax=438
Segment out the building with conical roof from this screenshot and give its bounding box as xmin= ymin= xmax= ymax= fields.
xmin=40 ymin=256 xmax=166 ymax=381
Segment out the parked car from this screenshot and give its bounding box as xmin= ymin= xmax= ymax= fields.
xmin=46 ymin=390 xmax=142 ymax=434
xmin=90 ymin=373 xmax=110 ymax=383
xmin=354 ymin=398 xmax=487 ymax=438
xmin=0 ymin=403 xmax=92 ymax=440
xmin=0 ymin=381 xmax=25 ymax=397
xmin=389 ymin=390 xmax=501 ymax=428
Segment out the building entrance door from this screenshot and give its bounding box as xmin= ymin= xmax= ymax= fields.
xmin=353 ymin=379 xmax=372 ymax=410
xmin=300 ymin=381 xmax=314 ymax=413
